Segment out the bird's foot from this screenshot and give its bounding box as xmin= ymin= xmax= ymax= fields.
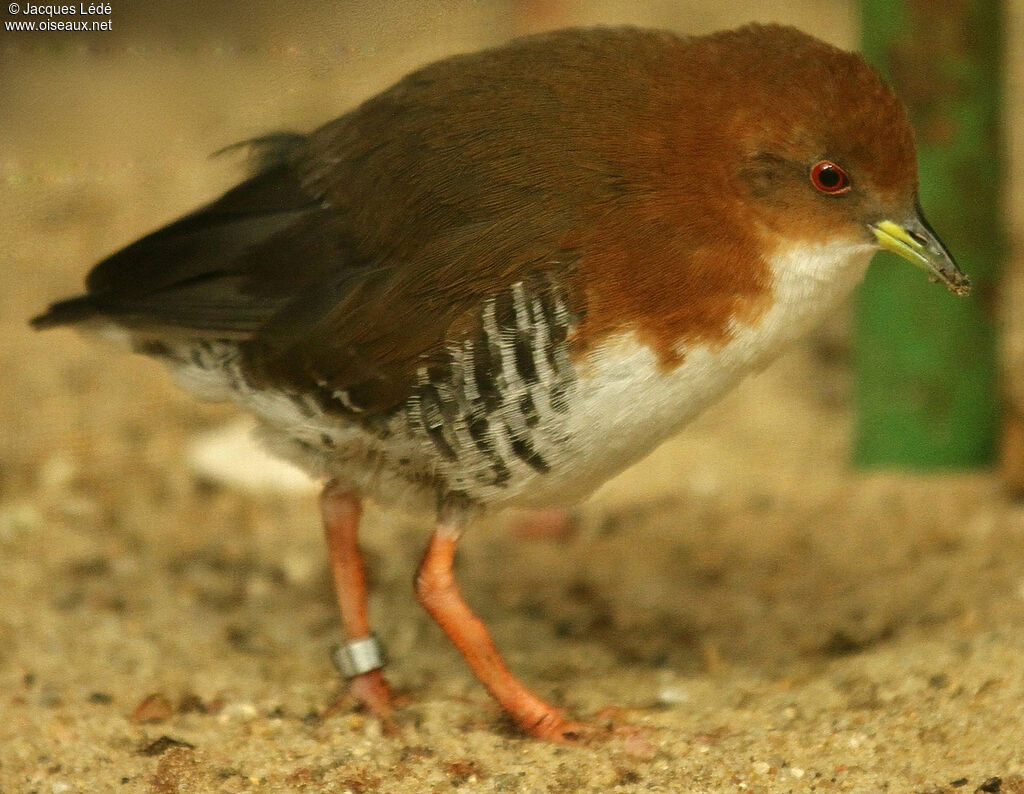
xmin=518 ymin=710 xmax=606 ymax=744
xmin=517 ymin=707 xmax=653 ymax=748
xmin=322 ymin=670 xmax=405 ymax=735
xmin=349 ymin=669 xmax=396 ymax=719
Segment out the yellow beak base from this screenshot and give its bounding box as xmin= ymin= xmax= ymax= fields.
xmin=871 ymin=217 xmax=970 ymax=297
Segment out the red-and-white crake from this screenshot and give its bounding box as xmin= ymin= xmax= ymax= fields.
xmin=33 ymin=24 xmax=970 ymax=742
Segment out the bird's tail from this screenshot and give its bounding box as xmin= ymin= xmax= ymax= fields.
xmin=30 ymin=295 xmax=100 ymax=330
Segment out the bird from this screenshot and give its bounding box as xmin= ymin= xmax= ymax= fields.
xmin=31 ymin=23 xmax=970 ymax=742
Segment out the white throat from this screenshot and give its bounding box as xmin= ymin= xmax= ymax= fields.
xmin=524 ymin=239 xmax=875 ymax=506
xmin=729 ymin=237 xmax=875 ymax=359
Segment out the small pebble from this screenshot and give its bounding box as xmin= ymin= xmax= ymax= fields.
xmin=131 ymin=693 xmax=174 ymax=724
xmin=656 ymin=671 xmax=691 ymax=705
xmin=138 ymin=735 xmax=195 ymax=757
xmin=218 ymin=701 xmax=258 ymax=722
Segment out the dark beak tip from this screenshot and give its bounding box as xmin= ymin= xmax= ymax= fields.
xmin=948 ymin=272 xmax=971 ymax=297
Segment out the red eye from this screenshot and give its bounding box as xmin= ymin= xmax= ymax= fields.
xmin=810 ymin=160 xmax=851 ymax=194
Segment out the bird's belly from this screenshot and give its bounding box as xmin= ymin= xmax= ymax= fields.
xmin=154 ymin=326 xmax=790 ymax=512
xmin=152 ymin=242 xmax=871 ymax=511
xmin=497 ymin=243 xmax=875 ymax=507
xmin=513 ymin=332 xmax=778 ymax=506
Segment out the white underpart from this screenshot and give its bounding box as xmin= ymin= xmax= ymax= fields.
xmin=505 ymin=238 xmax=875 ymax=508
xmin=146 ymin=238 xmax=874 ymax=511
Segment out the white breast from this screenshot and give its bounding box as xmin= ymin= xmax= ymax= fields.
xmin=147 ymin=239 xmax=873 ymax=513
xmin=504 ymin=239 xmax=874 ymax=507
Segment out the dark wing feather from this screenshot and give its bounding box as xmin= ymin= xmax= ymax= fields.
xmin=32 ymin=135 xmax=367 ymax=336
xmin=33 ymin=28 xmax=668 ymax=413
xmin=239 ymin=30 xmax=664 ymax=408
xmin=247 ymin=213 xmax=582 ymax=411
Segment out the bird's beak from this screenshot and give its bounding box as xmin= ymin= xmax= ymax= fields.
xmin=870 ymin=209 xmax=970 ymax=296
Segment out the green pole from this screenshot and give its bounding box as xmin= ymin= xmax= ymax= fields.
xmin=854 ymin=0 xmax=1003 ymax=468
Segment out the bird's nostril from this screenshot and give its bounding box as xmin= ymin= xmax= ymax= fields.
xmin=907 ymin=229 xmax=928 ymax=247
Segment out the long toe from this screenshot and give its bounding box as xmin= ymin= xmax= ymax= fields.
xmin=349 ymin=670 xmax=396 ymax=722
xmin=518 ymin=710 xmax=610 ymax=744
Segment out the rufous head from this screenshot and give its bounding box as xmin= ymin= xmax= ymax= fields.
xmin=689 ymin=24 xmax=968 ymax=295
xmin=570 ymin=24 xmax=967 ymax=364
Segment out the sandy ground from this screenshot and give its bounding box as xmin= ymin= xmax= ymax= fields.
xmin=2 ymin=2 xmax=1024 ymax=792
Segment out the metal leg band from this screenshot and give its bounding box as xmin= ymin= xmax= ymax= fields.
xmin=332 ymin=635 xmax=386 ymax=678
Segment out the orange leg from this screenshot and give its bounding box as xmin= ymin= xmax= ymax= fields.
xmin=320 ymin=481 xmax=392 ymax=718
xmin=414 ymin=517 xmax=599 ymax=743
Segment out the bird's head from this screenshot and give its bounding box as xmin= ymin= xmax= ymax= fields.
xmin=531 ymin=25 xmax=970 ymax=362
xmin=679 ymin=24 xmax=970 ymax=296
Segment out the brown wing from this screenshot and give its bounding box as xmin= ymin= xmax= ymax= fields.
xmin=242 ymin=28 xmax=676 ymax=410
xmin=30 ymin=134 xmax=365 ymax=338
xmin=245 ymin=212 xmax=583 ymax=412
xmin=34 ymin=28 xmax=672 ymax=413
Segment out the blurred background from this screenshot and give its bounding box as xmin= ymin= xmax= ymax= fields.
xmin=2 ymin=2 xmax=1024 ymax=791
